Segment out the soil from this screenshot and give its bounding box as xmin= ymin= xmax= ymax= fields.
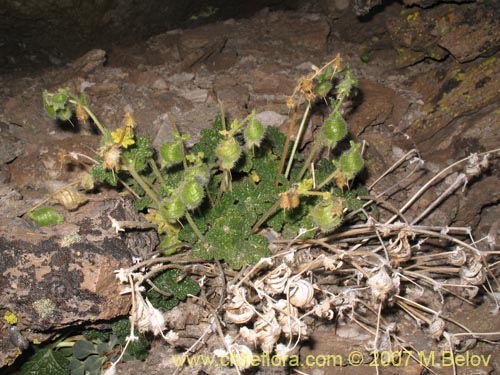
xmin=1 ymin=2 xmax=500 ymax=375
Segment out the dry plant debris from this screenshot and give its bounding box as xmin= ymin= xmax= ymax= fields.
xmin=114 ymin=149 xmax=500 ymax=374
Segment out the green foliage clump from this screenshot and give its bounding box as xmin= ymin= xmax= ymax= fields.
xmin=122 ymin=135 xmax=153 ymax=172
xmin=43 ymin=88 xmax=74 ymax=122
xmin=111 ymin=319 xmax=150 ymax=361
xmin=68 ymin=335 xmax=120 ymax=375
xmin=41 ymin=57 xmax=365 ymax=271
xmin=90 ymin=161 xmax=118 ymax=186
xmin=15 ymin=319 xmax=150 ymax=375
xmin=187 ymin=179 xmax=277 ymax=269
xmin=19 ymin=56 xmax=369 ymax=373
xmin=15 ymin=349 xmax=69 ymax=375
xmin=78 ymin=319 xmax=150 ymax=365
xmin=146 ymin=269 xmax=201 ymax=311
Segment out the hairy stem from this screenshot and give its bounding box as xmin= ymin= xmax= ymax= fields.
xmin=125 ymin=160 xmax=161 ymax=207
xmin=298 ymin=137 xmax=322 ymax=180
xmin=149 ymin=158 xmax=166 ymax=186
xmin=285 ymin=102 xmax=311 ymax=179
xmin=276 ymin=109 xmax=298 ymax=183
xmin=69 ymin=99 xmax=107 ymax=136
xmin=184 ymin=211 xmax=207 ymax=244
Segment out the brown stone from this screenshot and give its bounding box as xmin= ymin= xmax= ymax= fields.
xmin=0 ymin=196 xmax=158 ymax=367
xmin=387 ymin=2 xmax=500 ymax=66
xmin=409 ymin=56 xmax=500 ymax=159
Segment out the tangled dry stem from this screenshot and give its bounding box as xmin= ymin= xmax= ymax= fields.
xmin=115 ymin=148 xmax=500 ymax=374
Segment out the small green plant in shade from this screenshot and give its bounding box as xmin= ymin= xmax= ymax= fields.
xmin=32 ymin=54 xmax=500 ymax=372
xmin=15 ymin=347 xmax=69 ymax=375
xmin=36 ymin=55 xmax=367 ymax=370
xmin=67 ymin=335 xmax=121 ymax=375
xmin=41 ymin=56 xmax=363 ymax=268
xmin=14 ymin=318 xmax=150 ymax=375
xmin=145 ymin=268 xmax=201 ymax=311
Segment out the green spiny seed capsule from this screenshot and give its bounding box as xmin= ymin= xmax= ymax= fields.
xmin=322 ymin=110 xmax=347 ymax=149
xmin=52 ymin=91 xmax=68 ymax=105
xmin=179 ymin=180 xmax=204 ymax=210
xmin=316 ymin=64 xmax=334 ymax=83
xmin=315 ymin=81 xmax=333 ymax=98
xmin=337 ymin=67 xmax=358 ymax=99
xmin=184 ymin=164 xmax=210 ymax=187
xmin=339 ymin=141 xmax=364 ymax=180
xmin=160 ymin=140 xmax=184 ymax=168
xmin=160 ymin=196 xmax=185 ymax=222
xmin=311 ymin=197 xmax=343 ymax=232
xmin=244 ymin=114 xmax=265 ymax=149
xmin=215 ymin=137 xmax=241 ymax=170
xmin=28 ymin=206 xmax=64 ymax=227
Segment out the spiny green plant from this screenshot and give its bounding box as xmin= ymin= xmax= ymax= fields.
xmin=40 ymin=56 xmax=363 ymax=270
xmin=21 ymin=57 xmax=365 ymax=372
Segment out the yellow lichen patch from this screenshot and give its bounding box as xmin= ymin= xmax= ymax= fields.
xmin=5 ymin=348 xmax=23 ymax=366
xmin=4 ymin=310 xmax=18 ymax=325
xmin=407 ymin=11 xmax=419 ymax=22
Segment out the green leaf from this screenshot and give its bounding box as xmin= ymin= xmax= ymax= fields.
xmin=43 ymin=101 xmax=56 ymax=117
xmin=145 ymin=268 xmax=201 ymax=311
xmin=122 ymin=135 xmax=153 ymax=172
xmin=107 ymin=334 xmax=119 ymax=349
xmin=83 ymin=355 xmax=106 ymax=373
xmin=187 ymin=179 xmax=274 ymax=268
xmin=315 ymin=64 xmax=335 ymax=83
xmin=337 ymin=66 xmax=358 ymax=98
xmin=43 ymin=88 xmax=74 ymax=121
xmin=159 ymin=234 xmax=184 ymax=255
xmin=83 ymin=329 xmax=110 ymax=342
xmin=266 ymin=126 xmax=287 ymax=160
xmin=150 ymin=269 xmax=200 ymax=301
xmin=16 ymin=348 xmax=69 ymax=375
xmin=69 ymin=358 xmax=85 ymax=375
xmin=58 ymin=347 xmax=73 ymax=358
xmin=190 ymin=117 xmax=224 ymax=164
xmin=134 ymin=197 xmax=154 ymax=211
xmin=96 ymin=342 xmax=110 ymax=356
xmin=73 ymin=340 xmax=97 ymax=360
xmin=314 ymin=158 xmax=336 ymax=190
xmin=90 ymin=161 xmax=118 ymax=186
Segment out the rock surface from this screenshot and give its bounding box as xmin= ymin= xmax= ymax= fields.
xmin=0 ymin=196 xmax=158 ymax=366
xmin=387 ymin=1 xmax=500 ymax=66
xmin=1 ymin=0 xmax=499 ymax=372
